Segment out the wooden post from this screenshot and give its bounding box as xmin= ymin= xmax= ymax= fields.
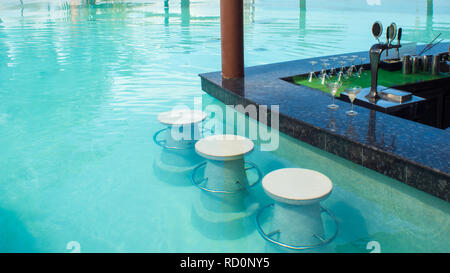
xmin=221 ymin=0 xmax=244 ymax=79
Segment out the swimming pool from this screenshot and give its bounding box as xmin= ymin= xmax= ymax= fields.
xmin=0 ymin=0 xmax=449 ymax=253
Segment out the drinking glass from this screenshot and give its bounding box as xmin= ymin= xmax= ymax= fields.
xmin=327 ymin=110 xmax=338 ymax=132
xmin=320 ymin=62 xmax=330 ymax=84
xmin=348 ymin=56 xmax=357 ymax=77
xmin=339 ymin=60 xmax=346 ymax=74
xmin=340 ymin=55 xmax=348 ymax=66
xmin=330 ymin=57 xmax=339 ymax=75
xmin=308 ymin=60 xmax=318 ymax=82
xmin=339 ymin=60 xmax=348 ymax=80
xmin=345 ymin=86 xmax=362 ymax=116
xmin=337 ymin=70 xmax=344 ymax=82
xmin=325 ymin=62 xmax=333 ymax=81
xmin=358 ymin=57 xmax=367 ymax=77
xmin=320 ymin=58 xmax=329 ymax=65
xmin=326 ymin=81 xmax=342 ymax=109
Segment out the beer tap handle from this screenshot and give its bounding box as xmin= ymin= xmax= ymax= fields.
xmin=397 ymin=28 xmax=402 ymax=59
xmin=386 ymin=26 xmax=390 ymax=57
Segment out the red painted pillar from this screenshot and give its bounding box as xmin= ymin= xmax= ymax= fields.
xmin=220 ymin=0 xmax=244 ymax=79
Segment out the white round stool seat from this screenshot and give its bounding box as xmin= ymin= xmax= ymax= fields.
xmin=262 ymin=168 xmax=333 ymax=205
xmin=195 ymin=134 xmax=254 ymax=161
xmin=158 ymin=109 xmax=206 ymax=126
xmin=193 ymin=135 xmax=257 ymax=193
xmin=155 ymin=110 xmax=207 ymax=150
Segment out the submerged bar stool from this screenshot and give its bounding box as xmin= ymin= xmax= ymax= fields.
xmin=192 ymin=134 xmax=262 ymax=194
xmin=153 ymin=109 xmax=210 ymax=186
xmin=154 ymin=109 xmax=207 ymax=150
xmin=256 ymin=168 xmax=339 ymax=250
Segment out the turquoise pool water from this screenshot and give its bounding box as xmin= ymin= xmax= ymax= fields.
xmin=0 ymin=0 xmax=449 ymax=253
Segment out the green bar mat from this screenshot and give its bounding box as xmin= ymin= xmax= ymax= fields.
xmin=293 ymin=69 xmax=449 ymax=97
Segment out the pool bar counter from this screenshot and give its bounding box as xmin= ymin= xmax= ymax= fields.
xmin=200 ymin=43 xmax=450 ymax=202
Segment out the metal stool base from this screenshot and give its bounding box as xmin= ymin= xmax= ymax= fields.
xmin=191 ymin=161 xmax=262 ymax=194
xmin=153 ymin=124 xmax=215 ymax=150
xmin=153 ymin=127 xmax=194 ymax=150
xmin=255 ymin=203 xmax=339 ymax=250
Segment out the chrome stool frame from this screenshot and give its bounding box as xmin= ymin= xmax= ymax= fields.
xmin=191 ymin=160 xmax=262 ymax=194
xmin=255 ymin=203 xmax=339 ymax=250
xmin=153 ymin=127 xmax=194 ymax=150
xmin=153 ymin=120 xmax=215 ymax=150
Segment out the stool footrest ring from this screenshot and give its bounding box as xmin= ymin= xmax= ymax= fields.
xmin=191 ymin=161 xmax=262 ymax=194
xmin=255 ymin=204 xmax=339 ymax=250
xmin=153 ymin=127 xmax=194 ymax=150
xmin=154 ymin=125 xmax=216 ymax=150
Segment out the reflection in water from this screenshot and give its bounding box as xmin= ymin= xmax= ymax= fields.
xmin=293 ymin=0 xmax=346 ymax=53
xmin=366 ymin=0 xmax=381 ymax=6
xmin=426 ymin=0 xmax=433 ymax=35
xmin=367 ymin=111 xmax=376 ymax=144
xmin=345 ymin=116 xmax=359 ymax=139
xmin=326 ymin=109 xmax=338 ymax=132
xmin=0 ymin=207 xmax=37 ymax=252
xmin=181 ymin=0 xmax=191 ymax=53
xmin=332 ymin=201 xmax=370 ymax=253
xmin=299 ymin=0 xmax=306 ymax=34
xmin=406 ymin=0 xmax=449 ymax=43
xmin=244 ymin=0 xmax=255 ymax=24
xmin=181 ymin=0 xmax=190 ymax=27
xmin=153 ymin=148 xmax=203 ymax=187
xmin=69 ymin=0 xmax=100 ymax=22
xmin=164 ymin=0 xmax=169 ymax=26
xmin=366 ymin=111 xmax=396 ymax=152
xmin=191 ymin=190 xmax=260 ymax=241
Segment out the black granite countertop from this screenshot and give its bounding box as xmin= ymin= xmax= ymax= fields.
xmin=200 ymin=42 xmax=450 ymax=201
